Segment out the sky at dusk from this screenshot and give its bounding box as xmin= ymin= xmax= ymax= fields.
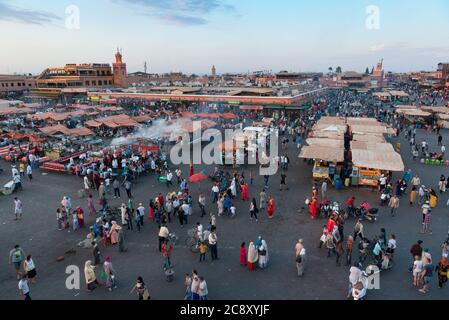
xmin=1 ymin=0 xmax=448 ymax=75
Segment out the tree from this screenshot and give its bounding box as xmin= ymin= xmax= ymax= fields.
xmin=365 ymin=67 xmax=370 ymax=74
xmin=336 ymin=66 xmax=342 ymax=74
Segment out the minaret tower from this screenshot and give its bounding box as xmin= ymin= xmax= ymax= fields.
xmin=113 ymin=48 xmax=127 ymax=86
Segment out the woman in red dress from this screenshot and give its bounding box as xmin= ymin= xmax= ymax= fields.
xmin=309 ymin=197 xmax=318 ymax=219
xmin=241 ymin=183 xmax=249 ymax=201
xmin=267 ymin=197 xmax=275 ymax=218
xmin=240 ymin=242 xmax=247 ymax=266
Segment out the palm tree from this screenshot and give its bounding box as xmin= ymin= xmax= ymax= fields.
xmin=336 ymin=66 xmax=342 ymax=74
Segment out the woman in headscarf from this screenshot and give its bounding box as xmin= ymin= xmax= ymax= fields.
xmin=436 ymin=257 xmax=449 ymax=288
xmin=76 ymin=207 xmax=85 ymax=228
xmin=109 ymin=221 xmax=121 ymax=245
xmin=149 ymin=199 xmax=156 ymax=222
xmin=247 ymin=242 xmax=258 ymax=271
xmin=267 ymin=197 xmax=275 ymax=219
xmin=103 ymin=257 xmax=116 ymax=291
xmin=120 ymin=203 xmax=127 ymax=226
xmin=84 ymin=260 xmax=98 ymax=292
xmin=347 ymin=265 xmax=362 ymax=298
xmin=130 ymin=276 xmax=150 ymax=300
xmin=241 ymin=182 xmax=249 ymax=201
xmin=61 ymin=196 xmax=69 ymax=213
xmin=258 ymin=239 xmax=269 ymax=269
xmin=255 ymin=236 xmax=263 ymax=249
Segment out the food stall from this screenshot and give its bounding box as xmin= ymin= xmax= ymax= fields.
xmin=299 ymin=139 xmax=345 ymax=182
xmin=350 ymin=142 xmax=404 ymax=187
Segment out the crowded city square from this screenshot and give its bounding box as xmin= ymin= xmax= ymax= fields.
xmin=1 ymin=86 xmax=449 ymax=300
xmin=2 ymin=1 xmax=449 ymax=307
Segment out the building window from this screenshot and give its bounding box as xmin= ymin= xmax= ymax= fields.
xmin=17 ymin=83 xmax=21 ymax=87
xmin=11 ymin=83 xmax=14 ymax=87
xmin=92 ymin=81 xmax=96 ymax=86
xmin=102 ymin=71 xmax=105 ymax=76
xmin=86 ymin=81 xmax=90 ymax=86
xmin=6 ymin=83 xmax=8 ymax=87
xmin=109 ymin=80 xmax=112 ymax=85
xmin=98 ymin=80 xmax=102 ymax=85
xmin=1 ymin=83 xmax=4 ymax=87
xmin=28 ymin=84 xmax=32 ymax=87
xmin=22 ymin=83 xmax=25 ymax=86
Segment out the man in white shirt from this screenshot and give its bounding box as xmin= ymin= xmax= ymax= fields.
xmin=441 ymin=145 xmax=446 ymax=156
xmin=166 ymin=171 xmax=173 ymax=188
xmin=208 ymin=228 xmax=218 ymax=261
xmin=18 ymin=275 xmax=31 ymax=300
xmin=379 ymin=175 xmax=387 ymax=192
xmin=26 ymin=164 xmax=33 ymax=181
xmin=211 ymin=184 xmax=219 ymax=203
xmin=14 ymin=197 xmax=23 ymax=220
xmin=11 ymin=166 xmax=18 ymax=178
xmin=196 ymin=222 xmax=204 ymax=241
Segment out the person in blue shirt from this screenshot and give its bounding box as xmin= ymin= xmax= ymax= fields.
xmin=296 ymin=136 xmax=302 ymax=149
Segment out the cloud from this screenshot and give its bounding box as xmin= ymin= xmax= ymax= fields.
xmin=369 ymin=43 xmax=385 ymax=52
xmin=156 ymin=13 xmax=207 ymax=25
xmin=0 ymin=0 xmax=61 ymax=25
xmin=111 ymin=0 xmax=234 ymax=25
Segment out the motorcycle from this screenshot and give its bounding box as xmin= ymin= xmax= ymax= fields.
xmin=354 ymin=202 xmax=378 ymax=223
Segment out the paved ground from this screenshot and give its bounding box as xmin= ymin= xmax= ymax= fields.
xmin=1 ymin=127 xmax=449 ymax=300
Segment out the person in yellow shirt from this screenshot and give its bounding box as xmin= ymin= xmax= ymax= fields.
xmin=199 ymin=242 xmax=208 ymax=262
xmin=19 ymin=162 xmax=25 ymax=177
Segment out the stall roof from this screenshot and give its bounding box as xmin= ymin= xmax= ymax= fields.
xmin=299 ymin=145 xmax=344 ymax=163
xmin=85 ymin=120 xmax=102 ymax=128
xmin=437 ymin=113 xmax=449 ymax=120
xmin=350 ymin=125 xmax=388 ymax=134
xmin=395 ymin=109 xmax=431 ymax=117
xmin=421 ymin=106 xmax=449 ymax=114
xmin=0 ymin=106 xmax=32 ymax=116
xmin=306 ymin=138 xmax=344 ymax=148
xmin=351 ymin=141 xmax=395 ymax=152
xmin=346 ymin=117 xmax=383 ymax=126
xmin=39 ymin=124 xmax=93 ymax=137
xmin=351 ymin=148 xmax=404 ymax=172
xmin=312 ymin=123 xmax=347 ymax=135
xmin=352 ymin=133 xmax=386 ymax=143
xmin=133 ymin=115 xmax=153 ymax=123
xmin=315 ymin=116 xmax=346 ymax=125
xmin=373 ymin=92 xmax=391 ymax=98
xmin=389 ymin=90 xmax=409 ymax=97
